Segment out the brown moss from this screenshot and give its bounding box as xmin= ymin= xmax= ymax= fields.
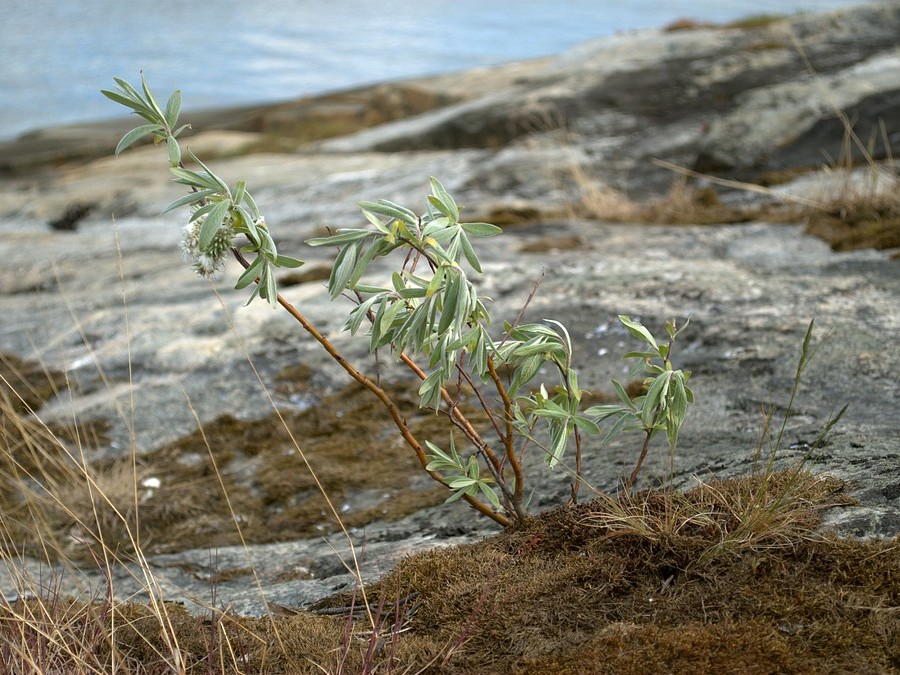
xmin=805 ymin=208 xmax=900 ymax=251
xmin=69 ymin=379 xmax=489 ymax=559
xmin=517 ymin=235 xmax=588 ymax=253
xmin=2 ymin=472 xmax=898 ymax=673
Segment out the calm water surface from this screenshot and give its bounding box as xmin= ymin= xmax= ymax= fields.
xmin=0 ymin=0 xmax=870 ymax=140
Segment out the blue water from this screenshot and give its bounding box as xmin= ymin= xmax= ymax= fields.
xmin=0 ymin=0 xmax=870 ymax=141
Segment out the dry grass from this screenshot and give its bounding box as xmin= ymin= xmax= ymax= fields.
xmin=1 ymin=355 xmax=899 ymax=672
xmin=566 ymin=166 xmax=753 ymax=226
xmin=802 ymin=162 xmax=900 ymax=252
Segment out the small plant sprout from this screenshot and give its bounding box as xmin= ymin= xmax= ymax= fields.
xmin=103 ymin=75 xmax=695 ymax=526
xmin=584 ymin=316 xmax=694 ymax=492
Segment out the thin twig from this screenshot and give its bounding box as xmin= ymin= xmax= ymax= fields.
xmin=231 ymin=248 xmax=510 ymax=527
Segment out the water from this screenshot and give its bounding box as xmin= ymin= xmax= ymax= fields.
xmin=0 ymin=0 xmax=870 ymax=141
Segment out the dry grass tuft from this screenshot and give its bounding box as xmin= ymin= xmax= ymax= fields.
xmin=1 ymin=357 xmax=898 ymax=672
xmin=803 ymin=164 xmax=900 ymax=252
xmin=567 ymin=169 xmax=751 ymax=226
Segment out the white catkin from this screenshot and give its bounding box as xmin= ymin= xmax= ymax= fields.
xmin=180 ymin=212 xmax=235 ymax=278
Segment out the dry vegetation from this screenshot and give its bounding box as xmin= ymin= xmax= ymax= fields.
xmin=560 ymin=155 xmax=900 ymax=256
xmin=1 ymin=352 xmax=898 ymax=674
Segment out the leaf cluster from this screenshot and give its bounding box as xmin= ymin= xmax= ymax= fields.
xmin=424 ymin=436 xmax=500 ymax=509
xmin=585 ymin=316 xmax=694 ymax=456
xmin=103 ymin=75 xmax=303 ymax=305
xmin=307 ymin=178 xmax=501 ymax=409
xmin=102 ymin=75 xmax=699 ymax=521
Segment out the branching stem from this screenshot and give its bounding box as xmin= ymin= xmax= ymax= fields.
xmin=231 ymin=248 xmax=510 ymax=527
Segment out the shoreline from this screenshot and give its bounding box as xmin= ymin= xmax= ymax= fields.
xmin=0 ymin=55 xmax=548 ymax=177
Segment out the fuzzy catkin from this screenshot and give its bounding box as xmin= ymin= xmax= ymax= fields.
xmin=181 ymin=211 xmax=235 ymax=277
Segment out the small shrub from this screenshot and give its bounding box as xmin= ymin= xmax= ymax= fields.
xmin=101 ymin=75 xmax=696 ymax=527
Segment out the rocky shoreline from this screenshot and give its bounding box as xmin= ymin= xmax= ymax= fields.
xmin=0 ymin=2 xmax=898 ymax=617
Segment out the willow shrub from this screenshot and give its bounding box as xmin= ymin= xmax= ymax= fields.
xmin=101 ymin=75 xmax=693 ymax=527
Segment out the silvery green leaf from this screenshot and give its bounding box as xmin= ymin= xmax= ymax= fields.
xmin=509 ymin=354 xmax=542 ymax=396
xmin=619 ymin=315 xmax=658 ymax=350
xmin=459 ymin=232 xmax=482 ymax=272
xmin=358 ymin=200 xmax=417 ymax=224
xmin=166 ymin=136 xmax=181 ymax=166
xmin=187 ymin=152 xmax=230 ymax=194
xmin=264 ymin=267 xmax=278 ymax=306
xmin=418 ymin=370 xmax=444 ymax=410
xmin=396 ymin=286 xmax=428 ymax=299
xmin=511 ymin=341 xmax=553 ymax=358
xmin=546 ymin=424 xmax=568 ymax=467
xmin=140 ymin=72 xmax=165 ymax=120
xmin=602 ymin=411 xmax=634 ymax=444
xmin=445 ymin=488 xmax=469 ymax=503
xmin=352 ymin=284 xmax=390 ymax=294
xmin=670 ymin=372 xmax=687 ymax=421
xmin=374 ymin=299 xmax=405 ymax=349
xmin=666 ymin=413 xmax=679 ymax=452
xmin=327 ymin=242 xmax=358 ymax=298
xmin=640 ymin=372 xmax=670 ymax=425
xmin=438 ymin=272 xmax=460 ymax=334
xmin=461 ymin=221 xmax=502 ymax=237
xmin=101 ymin=88 xmax=154 ymax=118
xmin=233 ymin=206 xmax=259 ymax=243
xmin=424 ymin=440 xmax=457 ymax=466
xmin=234 ymin=254 xmax=265 ymax=290
xmin=612 ymin=379 xmax=635 ymax=408
xmin=429 ymin=177 xmax=459 ymax=220
xmin=113 ymin=76 xmax=144 ymax=100
xmin=479 ymin=483 xmax=502 ymax=510
xmin=573 ymin=415 xmax=600 ymax=435
xmin=114 ymin=123 xmax=161 ymax=156
xmin=446 ymin=233 xmax=462 ymax=264
xmin=164 ymin=89 xmax=182 ymax=129
xmin=170 ymin=167 xmax=223 ymax=192
xmin=306 ymin=229 xmax=372 ymax=247
xmin=274 ymin=254 xmax=304 ymax=268
xmin=345 ymin=295 xmax=382 ymax=334
xmin=162 ymin=188 xmax=217 ymax=213
xmin=361 ymin=208 xmax=390 ymax=233
xmin=199 ymin=200 xmax=230 ymax=251
xmin=232 ymin=180 xmax=246 ymax=206
xmin=189 ymin=201 xmax=216 ymax=222
xmin=421 ymin=217 xmax=453 ymax=241
xmin=242 ymin=188 xmax=260 ymax=218
xmin=448 ymin=476 xmax=477 ymax=489
xmin=426 ymin=265 xmax=446 ymax=297
xmin=258 ymin=228 xmax=278 ymax=257
xmin=545 ymin=320 xmax=572 ymax=357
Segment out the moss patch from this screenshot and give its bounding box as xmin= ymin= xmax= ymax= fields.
xmin=805 ymin=204 xmax=900 ymax=252
xmin=0 ymin=370 xmax=498 ymax=563
xmin=7 ymin=472 xmax=895 ymax=673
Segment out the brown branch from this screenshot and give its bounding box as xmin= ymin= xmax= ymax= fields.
xmin=231 ymin=248 xmax=509 ymax=527
xmin=486 ymin=357 xmax=524 ymax=506
xmin=453 ymin=364 xmax=506 ymax=458
xmin=571 ymin=427 xmax=583 ymax=503
xmin=624 ymin=429 xmax=653 ymax=494
xmin=396 ymin=352 xmax=528 ymax=522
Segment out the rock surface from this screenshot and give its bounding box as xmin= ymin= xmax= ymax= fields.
xmin=0 ymin=3 xmax=898 ymax=616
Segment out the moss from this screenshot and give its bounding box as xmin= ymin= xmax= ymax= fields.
xmin=2 ymin=472 xmax=898 ymax=672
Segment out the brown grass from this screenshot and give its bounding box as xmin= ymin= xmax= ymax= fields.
xmin=567 ymin=169 xmax=752 ymax=226
xmin=803 ymin=164 xmax=900 ymax=252
xmin=1 ymin=354 xmax=899 ymax=672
